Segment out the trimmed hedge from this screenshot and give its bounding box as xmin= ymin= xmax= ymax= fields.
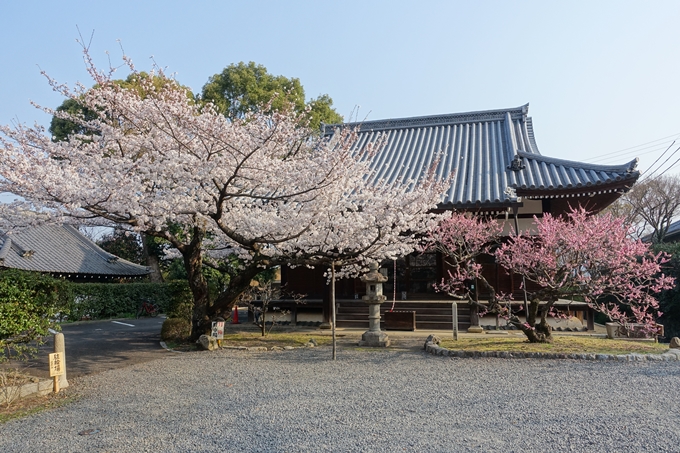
xmin=64 ymin=280 xmax=191 ymax=321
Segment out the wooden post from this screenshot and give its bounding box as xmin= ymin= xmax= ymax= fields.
xmin=452 ymin=302 xmax=458 ymax=341
xmin=331 ymin=262 xmax=337 ymax=361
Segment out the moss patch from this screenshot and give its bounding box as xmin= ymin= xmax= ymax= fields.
xmin=219 ymin=332 xmax=332 ymax=348
xmin=439 ymin=336 xmax=668 ymax=355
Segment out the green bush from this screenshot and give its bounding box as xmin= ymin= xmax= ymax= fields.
xmin=0 ymin=269 xmax=69 ymax=361
xmin=654 ymin=242 xmax=680 ymax=340
xmin=165 ymin=280 xmax=193 ymax=321
xmin=161 ymin=317 xmax=192 ymax=342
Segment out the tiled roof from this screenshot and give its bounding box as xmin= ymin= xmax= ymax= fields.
xmin=667 ymin=221 xmax=680 ymax=240
xmin=0 ymin=225 xmax=150 ymax=277
xmin=654 ymin=220 xmax=680 ymax=243
xmin=325 ymin=104 xmax=639 ymax=208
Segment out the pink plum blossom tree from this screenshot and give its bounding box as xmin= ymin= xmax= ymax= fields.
xmin=495 ymin=208 xmax=675 ymax=343
xmin=426 ymin=212 xmax=508 ymax=315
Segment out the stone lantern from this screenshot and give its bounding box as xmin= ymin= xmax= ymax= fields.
xmin=358 ymin=262 xmax=390 ymax=347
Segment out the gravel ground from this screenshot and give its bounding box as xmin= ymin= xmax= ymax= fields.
xmin=1 ymin=345 xmax=680 ymax=453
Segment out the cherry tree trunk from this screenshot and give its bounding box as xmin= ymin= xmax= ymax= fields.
xmin=182 ymin=231 xmax=211 ymax=342
xmin=210 ymin=264 xmax=266 ymax=319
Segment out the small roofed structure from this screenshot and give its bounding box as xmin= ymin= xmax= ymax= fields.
xmin=0 ymin=225 xmax=150 ymax=281
xmin=645 ymin=219 xmax=680 ymax=244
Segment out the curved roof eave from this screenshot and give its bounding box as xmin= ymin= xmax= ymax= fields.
xmin=324 ymin=104 xmax=641 ymax=207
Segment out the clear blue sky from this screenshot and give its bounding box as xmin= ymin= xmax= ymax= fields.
xmin=2 ymin=0 xmax=679 ymax=176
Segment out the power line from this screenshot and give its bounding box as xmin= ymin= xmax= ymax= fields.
xmin=641 ymin=140 xmax=676 ymax=176
xmin=640 ymin=145 xmax=680 ymax=181
xmin=589 ymin=142 xmax=676 ymax=164
xmin=645 ymin=154 xmax=680 ymax=181
xmin=583 ymin=132 xmax=680 ymax=162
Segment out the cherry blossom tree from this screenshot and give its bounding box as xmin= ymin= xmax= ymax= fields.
xmin=0 ymin=48 xmax=446 ymax=339
xmin=495 ymin=208 xmax=674 ymax=343
xmin=287 ymin=174 xmax=448 ymax=359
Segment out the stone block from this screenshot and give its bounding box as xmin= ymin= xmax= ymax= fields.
xmin=19 ymin=382 xmax=38 ymax=398
xmin=424 ymin=334 xmax=441 ymax=350
xmin=666 ymin=348 xmax=680 ymax=358
xmin=197 ymin=334 xmax=219 ymax=351
xmin=359 ymin=330 xmax=390 ymax=347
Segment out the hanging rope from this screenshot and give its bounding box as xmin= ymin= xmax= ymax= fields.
xmin=390 ymin=259 xmax=397 ymax=312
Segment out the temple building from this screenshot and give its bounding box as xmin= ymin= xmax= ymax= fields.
xmin=281 ymin=104 xmax=640 ymax=331
xmin=0 ymin=224 xmax=150 ymax=282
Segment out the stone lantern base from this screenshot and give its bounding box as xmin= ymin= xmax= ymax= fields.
xmin=359 ymin=330 xmax=390 ymax=348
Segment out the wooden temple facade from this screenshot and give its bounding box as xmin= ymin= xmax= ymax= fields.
xmin=281 ymin=104 xmax=640 ymax=330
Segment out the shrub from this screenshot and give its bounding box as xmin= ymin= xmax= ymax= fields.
xmin=161 ymin=318 xmax=191 ymax=342
xmin=0 ymin=269 xmax=69 ymax=362
xmin=165 ymin=280 xmax=192 ymax=322
xmin=654 ymin=242 xmax=680 ymax=340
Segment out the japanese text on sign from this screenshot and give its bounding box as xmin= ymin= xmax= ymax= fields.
xmin=49 ymin=352 xmax=64 ymax=377
xmin=211 ymin=321 xmax=225 ymax=339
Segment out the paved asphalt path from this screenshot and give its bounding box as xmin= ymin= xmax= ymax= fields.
xmin=23 ymin=317 xmax=169 ymax=379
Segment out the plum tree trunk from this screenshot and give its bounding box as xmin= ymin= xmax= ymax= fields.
xmin=520 ymin=298 xmax=553 ymax=343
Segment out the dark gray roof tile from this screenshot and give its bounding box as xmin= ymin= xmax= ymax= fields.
xmin=325 ymin=104 xmax=639 ymax=208
xmin=0 ymin=225 xmax=150 ymax=277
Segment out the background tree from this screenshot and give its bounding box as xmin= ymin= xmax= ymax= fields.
xmin=48 ymin=98 xmax=98 ymax=142
xmin=495 ymin=209 xmax=674 ymax=343
xmin=201 ymin=61 xmax=343 ymax=129
xmin=49 ymin=71 xmax=194 ymax=142
xmin=96 ymin=229 xmax=144 ymax=264
xmin=606 ymin=175 xmax=680 ymax=242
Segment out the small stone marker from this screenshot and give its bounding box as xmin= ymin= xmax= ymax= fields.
xmin=52 ymin=332 xmax=68 ymax=391
xmin=670 ymin=337 xmax=680 ymax=349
